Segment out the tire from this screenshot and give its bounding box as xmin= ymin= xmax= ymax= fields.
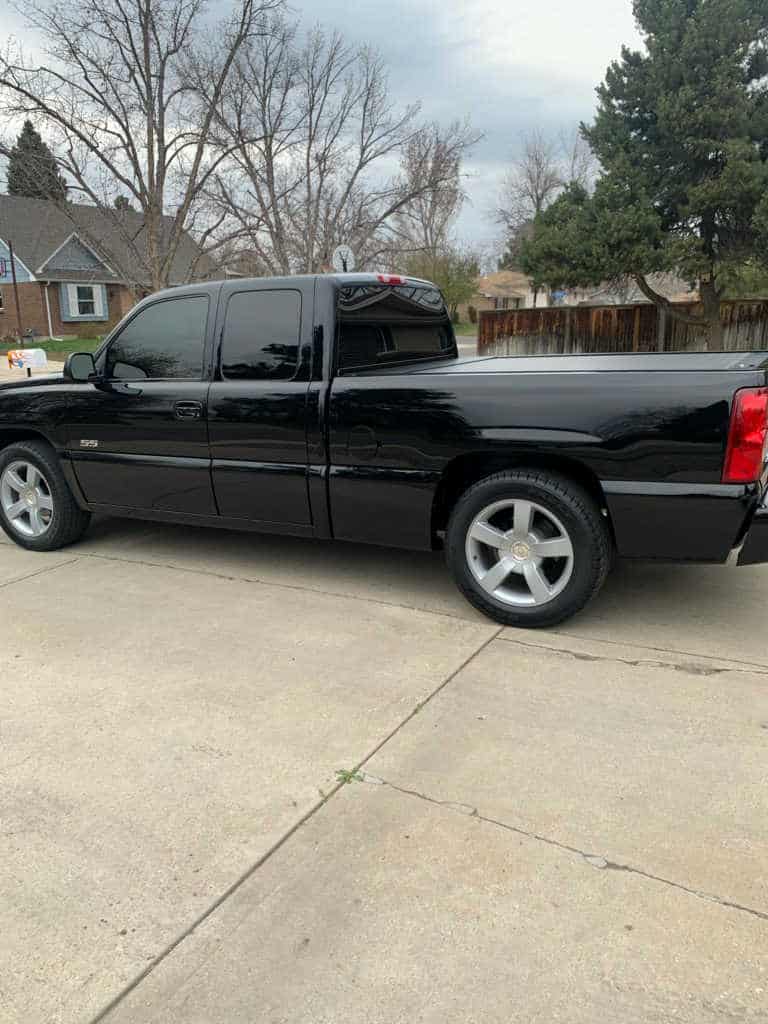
xmin=0 ymin=440 xmax=91 ymax=551
xmin=446 ymin=469 xmax=611 ymax=629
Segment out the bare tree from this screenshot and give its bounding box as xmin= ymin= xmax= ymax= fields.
xmin=559 ymin=127 xmax=598 ymax=193
xmin=207 ymin=21 xmax=476 ymax=274
xmin=496 ymin=129 xmax=564 ymax=234
xmin=390 ymin=120 xmax=474 ymax=261
xmin=0 ymin=0 xmax=282 ymax=290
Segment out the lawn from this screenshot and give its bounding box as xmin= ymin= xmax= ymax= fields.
xmin=1 ymin=337 xmax=102 ymax=358
xmin=453 ymin=321 xmax=478 ymax=337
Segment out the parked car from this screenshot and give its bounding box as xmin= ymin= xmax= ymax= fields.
xmin=1 ymin=273 xmax=767 ymax=628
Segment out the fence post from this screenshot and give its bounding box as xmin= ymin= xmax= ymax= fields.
xmin=633 ymin=306 xmax=641 ymax=352
xmin=656 ymin=306 xmax=666 ymax=352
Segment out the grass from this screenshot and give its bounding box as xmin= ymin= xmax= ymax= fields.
xmin=453 ymin=321 xmax=478 ymax=337
xmin=1 ymin=336 xmax=102 ymax=359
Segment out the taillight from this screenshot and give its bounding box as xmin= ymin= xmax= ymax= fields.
xmin=722 ymin=387 xmax=768 ymax=483
xmin=377 ymin=274 xmax=404 ymax=285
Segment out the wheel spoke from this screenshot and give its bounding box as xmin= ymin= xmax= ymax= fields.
xmin=513 ymin=500 xmax=534 ymax=536
xmin=28 ymin=507 xmax=43 ymax=534
xmin=6 ymin=498 xmax=27 ymax=520
xmin=469 ymin=521 xmax=506 ymax=549
xmin=37 ymin=492 xmax=53 ymax=512
xmin=523 ymin=562 xmax=553 ymax=604
xmin=26 ymin=465 xmax=40 ymax=488
xmin=531 ymin=537 xmax=572 ymax=559
xmin=5 ymin=469 xmax=25 ymax=492
xmin=479 ymin=557 xmax=514 ymax=594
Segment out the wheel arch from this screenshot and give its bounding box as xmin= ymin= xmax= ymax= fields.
xmin=431 ymin=452 xmax=613 ymax=548
xmin=0 ymin=426 xmax=59 ymax=451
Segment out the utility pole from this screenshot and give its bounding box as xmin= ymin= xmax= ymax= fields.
xmin=8 ymin=240 xmax=23 ymax=339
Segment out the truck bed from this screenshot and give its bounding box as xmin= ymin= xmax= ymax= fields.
xmin=391 ymin=351 xmax=768 ymax=374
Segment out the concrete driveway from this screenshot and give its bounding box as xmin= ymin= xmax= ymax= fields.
xmin=1 ymin=518 xmax=767 ymax=1024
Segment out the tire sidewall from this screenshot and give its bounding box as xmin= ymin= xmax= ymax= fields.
xmin=447 ymin=474 xmax=607 ymax=627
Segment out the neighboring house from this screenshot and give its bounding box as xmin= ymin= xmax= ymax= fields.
xmin=0 ymin=194 xmax=214 ymax=339
xmin=556 ymin=273 xmax=699 ymax=307
xmin=459 ymin=269 xmax=699 ymax=322
xmin=458 ymin=270 xmax=547 ymax=322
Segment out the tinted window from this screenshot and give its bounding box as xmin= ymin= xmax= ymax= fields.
xmin=106 ymin=296 xmax=208 ymax=380
xmin=338 ymin=322 xmax=453 ymax=369
xmin=221 ymin=290 xmax=301 ymax=380
xmin=337 ymin=284 xmax=454 ymax=371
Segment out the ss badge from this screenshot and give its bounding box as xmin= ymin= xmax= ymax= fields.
xmin=79 ymin=439 xmax=99 ymax=448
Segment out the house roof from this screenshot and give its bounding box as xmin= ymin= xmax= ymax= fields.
xmin=0 ymin=194 xmax=214 ymax=287
xmin=475 ymin=270 xmax=529 ymax=300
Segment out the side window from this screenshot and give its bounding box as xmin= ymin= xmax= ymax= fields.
xmin=105 ymin=295 xmax=208 ymax=380
xmin=221 ymin=290 xmax=301 ymax=381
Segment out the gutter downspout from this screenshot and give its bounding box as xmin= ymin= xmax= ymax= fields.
xmin=44 ymin=282 xmax=64 ymax=342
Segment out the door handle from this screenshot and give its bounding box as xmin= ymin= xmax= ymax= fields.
xmin=174 ymin=401 xmax=203 ymax=420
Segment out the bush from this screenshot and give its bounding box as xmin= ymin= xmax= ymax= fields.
xmin=468 ymin=305 xmax=477 ymax=324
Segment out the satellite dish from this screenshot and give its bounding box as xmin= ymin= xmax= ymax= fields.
xmin=332 ymin=245 xmax=356 ymax=273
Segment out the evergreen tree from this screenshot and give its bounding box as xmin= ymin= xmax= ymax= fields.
xmin=7 ymin=120 xmax=67 ymax=201
xmin=522 ymin=0 xmax=768 ymax=344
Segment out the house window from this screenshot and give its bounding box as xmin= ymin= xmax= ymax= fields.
xmin=76 ymin=285 xmax=96 ymax=316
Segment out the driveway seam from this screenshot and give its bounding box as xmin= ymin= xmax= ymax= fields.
xmin=360 ymin=775 xmax=768 ymax=924
xmin=78 ymin=550 xmax=483 ymax=624
xmin=0 ymin=556 xmax=80 ymax=589
xmin=87 ymin=626 xmax=502 ymax=1024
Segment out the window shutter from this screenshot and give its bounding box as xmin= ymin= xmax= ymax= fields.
xmin=94 ymin=286 xmax=105 ymax=318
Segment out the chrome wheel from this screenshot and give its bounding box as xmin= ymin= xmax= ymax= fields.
xmin=465 ymin=498 xmax=574 ymax=607
xmin=1 ymin=461 xmax=54 ymax=538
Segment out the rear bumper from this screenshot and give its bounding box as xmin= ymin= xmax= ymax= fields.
xmin=737 ymin=506 xmax=768 ymax=566
xmin=603 ymin=480 xmax=759 ymax=563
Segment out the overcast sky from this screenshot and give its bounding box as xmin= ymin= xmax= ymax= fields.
xmin=2 ymin=0 xmax=643 ymax=259
xmin=288 ymin=0 xmax=642 ymax=255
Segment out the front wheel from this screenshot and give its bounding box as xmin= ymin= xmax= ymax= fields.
xmin=446 ymin=469 xmax=612 ymax=628
xmin=0 ymin=440 xmax=91 ymax=551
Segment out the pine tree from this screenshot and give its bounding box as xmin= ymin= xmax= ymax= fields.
xmin=522 ymin=0 xmax=768 ymax=344
xmin=7 ymin=120 xmax=67 ymax=201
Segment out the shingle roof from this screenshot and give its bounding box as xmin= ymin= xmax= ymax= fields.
xmin=0 ymin=194 xmax=214 ymax=286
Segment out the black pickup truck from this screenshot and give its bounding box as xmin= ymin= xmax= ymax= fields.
xmin=1 ymin=272 xmax=767 ymax=627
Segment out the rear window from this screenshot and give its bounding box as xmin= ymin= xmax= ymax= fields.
xmin=337 ymin=283 xmax=456 ymax=371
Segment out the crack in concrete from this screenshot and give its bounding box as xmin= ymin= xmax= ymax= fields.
xmin=360 ymin=775 xmax=768 ymax=924
xmin=0 ymin=557 xmax=80 ymax=590
xmin=550 ymin=628 xmax=768 ymax=674
xmin=498 ymin=635 xmax=768 ymax=678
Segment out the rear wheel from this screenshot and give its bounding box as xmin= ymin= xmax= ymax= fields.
xmin=0 ymin=441 xmax=90 ymax=551
xmin=446 ymin=469 xmax=611 ymax=628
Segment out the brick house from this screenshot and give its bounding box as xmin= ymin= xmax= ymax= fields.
xmin=0 ymin=194 xmax=214 ymax=340
xmin=457 ymin=270 xmax=542 ymax=322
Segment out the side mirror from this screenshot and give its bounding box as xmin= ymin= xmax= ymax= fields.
xmin=64 ymin=352 xmax=98 ymax=382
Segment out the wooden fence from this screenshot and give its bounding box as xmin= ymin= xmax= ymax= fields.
xmin=478 ymin=299 xmax=768 ymax=356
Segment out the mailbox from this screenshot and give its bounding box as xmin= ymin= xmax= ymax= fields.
xmin=7 ymin=349 xmax=48 ymax=372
